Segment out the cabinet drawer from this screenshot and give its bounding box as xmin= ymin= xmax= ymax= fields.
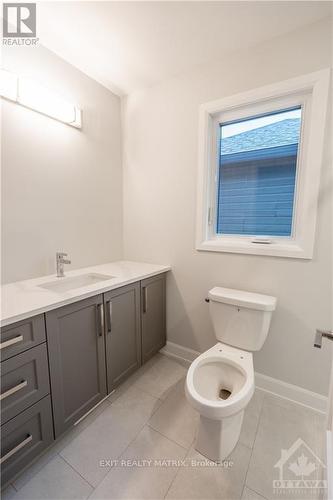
xmin=1 ymin=344 xmax=50 ymax=424
xmin=1 ymin=315 xmax=46 ymax=362
xmin=1 ymin=396 xmax=54 ymax=487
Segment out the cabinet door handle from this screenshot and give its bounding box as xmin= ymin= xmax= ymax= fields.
xmin=97 ymin=304 xmax=104 ymax=337
xmin=0 ymin=335 xmax=23 ymax=350
xmin=0 ymin=434 xmax=32 ymax=464
xmin=106 ymin=301 xmax=112 ymax=334
xmin=0 ymin=380 xmax=28 ymax=401
xmin=143 ymin=287 xmax=148 ymax=313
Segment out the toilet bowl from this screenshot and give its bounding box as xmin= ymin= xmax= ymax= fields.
xmin=185 ymin=342 xmax=254 ymax=461
xmin=185 ymin=286 xmax=276 ymax=462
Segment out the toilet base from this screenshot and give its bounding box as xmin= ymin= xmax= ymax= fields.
xmin=195 ymin=410 xmax=244 ymax=462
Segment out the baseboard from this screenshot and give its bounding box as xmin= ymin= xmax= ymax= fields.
xmin=254 ymin=372 xmax=327 ymax=414
xmin=160 ymin=341 xmax=327 ymax=414
xmin=160 ymin=341 xmax=199 ymax=365
xmin=327 ymin=431 xmax=333 ymax=500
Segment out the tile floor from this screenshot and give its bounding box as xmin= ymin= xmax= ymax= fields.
xmin=2 ymin=354 xmax=327 ymax=500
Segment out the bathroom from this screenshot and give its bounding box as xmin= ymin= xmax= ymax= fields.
xmin=0 ymin=1 xmax=332 ymax=499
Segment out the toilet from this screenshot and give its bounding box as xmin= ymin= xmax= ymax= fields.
xmin=185 ymin=286 xmax=277 ymax=462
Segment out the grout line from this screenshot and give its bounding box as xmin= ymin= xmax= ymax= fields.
xmin=146 ymin=423 xmax=189 ymax=452
xmin=243 ymin=392 xmax=266 ymax=494
xmin=243 ymin=485 xmax=269 ymax=500
xmin=85 ymin=411 xmax=165 ymax=496
xmin=163 ymin=445 xmax=192 ymax=499
xmin=58 ymin=453 xmax=96 ymax=490
xmin=10 ymin=482 xmax=18 ymax=493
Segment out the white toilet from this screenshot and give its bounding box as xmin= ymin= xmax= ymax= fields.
xmin=185 ymin=286 xmax=277 ymax=462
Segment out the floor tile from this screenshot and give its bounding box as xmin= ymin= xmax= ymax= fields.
xmin=59 ymin=385 xmax=162 ymax=487
xmin=246 ymin=396 xmax=327 ymax=500
xmin=166 ymin=441 xmax=252 ymax=499
xmin=12 ymin=447 xmax=58 ymax=491
xmin=12 ymin=455 xmax=92 ymax=500
xmin=91 ymin=426 xmax=187 ymax=499
xmin=1 ymin=485 xmax=17 ymax=500
xmin=133 ymin=354 xmax=187 ymax=400
xmin=242 ymin=486 xmax=268 ymax=500
xmin=148 ymin=377 xmax=199 ymax=449
xmin=12 ymin=398 xmax=112 ymax=491
xmin=239 ymin=389 xmax=265 ymax=449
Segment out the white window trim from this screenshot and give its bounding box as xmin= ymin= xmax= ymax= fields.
xmin=195 ymin=69 xmax=330 ymax=259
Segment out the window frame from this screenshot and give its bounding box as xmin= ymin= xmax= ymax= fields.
xmin=195 ymin=69 xmax=330 ymax=259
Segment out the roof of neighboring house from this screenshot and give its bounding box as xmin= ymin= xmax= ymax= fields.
xmin=221 ymin=118 xmax=301 ymax=156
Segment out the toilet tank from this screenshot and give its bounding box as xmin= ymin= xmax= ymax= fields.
xmin=208 ymin=287 xmax=277 ymax=351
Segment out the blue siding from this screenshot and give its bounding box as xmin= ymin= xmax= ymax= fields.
xmin=217 ymin=145 xmax=298 ymax=237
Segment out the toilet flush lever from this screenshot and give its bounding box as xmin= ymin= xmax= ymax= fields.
xmin=314 ymin=329 xmax=333 ymax=348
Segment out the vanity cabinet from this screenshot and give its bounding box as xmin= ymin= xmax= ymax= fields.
xmin=1 ymin=271 xmax=167 ymax=486
xmin=104 ymin=283 xmax=141 ymax=392
xmin=141 ymin=274 xmax=166 ymax=363
xmin=45 ymin=295 xmax=107 ymax=437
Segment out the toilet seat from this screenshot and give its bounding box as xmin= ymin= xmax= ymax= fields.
xmin=185 ymin=342 xmax=254 ymax=420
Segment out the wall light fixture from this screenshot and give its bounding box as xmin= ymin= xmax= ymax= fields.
xmin=0 ymin=69 xmax=81 ymax=128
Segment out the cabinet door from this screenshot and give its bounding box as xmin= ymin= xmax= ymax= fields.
xmin=104 ymin=283 xmax=141 ymax=392
xmin=141 ymin=274 xmax=166 ymax=364
xmin=45 ymin=295 xmax=107 ymax=437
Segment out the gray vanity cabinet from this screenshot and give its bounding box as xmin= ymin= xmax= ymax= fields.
xmin=141 ymin=274 xmax=166 ymax=363
xmin=104 ymin=283 xmax=141 ymax=392
xmin=1 ymin=272 xmax=168 ymax=487
xmin=45 ymin=295 xmax=107 ymax=437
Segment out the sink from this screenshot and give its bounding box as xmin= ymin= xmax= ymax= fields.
xmin=39 ymin=273 xmax=114 ymax=293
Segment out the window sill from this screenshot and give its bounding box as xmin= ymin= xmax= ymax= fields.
xmin=196 ymin=237 xmax=312 ymax=259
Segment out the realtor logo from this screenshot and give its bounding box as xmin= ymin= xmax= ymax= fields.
xmin=273 ymin=438 xmax=327 ymax=493
xmin=3 ymin=3 xmax=36 ymax=37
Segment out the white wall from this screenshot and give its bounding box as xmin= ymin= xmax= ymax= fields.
xmin=123 ymin=19 xmax=333 ymax=395
xmin=1 ymin=44 xmax=122 ymax=283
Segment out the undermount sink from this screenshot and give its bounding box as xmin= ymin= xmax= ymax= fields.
xmin=39 ymin=273 xmax=114 ymax=293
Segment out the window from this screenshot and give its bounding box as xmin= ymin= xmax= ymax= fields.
xmin=217 ymin=107 xmax=302 ymax=238
xmin=196 ymin=70 xmax=330 ymax=259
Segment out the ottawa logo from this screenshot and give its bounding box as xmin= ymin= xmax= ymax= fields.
xmin=273 ymin=438 xmax=327 ymax=493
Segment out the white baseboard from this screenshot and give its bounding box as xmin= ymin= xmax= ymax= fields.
xmin=160 ymin=341 xmax=327 ymax=414
xmin=160 ymin=341 xmax=199 ymax=365
xmin=327 ymin=431 xmax=333 ymax=500
xmin=254 ymin=372 xmax=327 ymax=414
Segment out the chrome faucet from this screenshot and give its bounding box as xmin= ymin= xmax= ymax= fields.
xmin=314 ymin=329 xmax=333 ymax=348
xmin=56 ymin=252 xmax=71 ymax=278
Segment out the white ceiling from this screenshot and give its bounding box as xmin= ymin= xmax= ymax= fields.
xmin=37 ymin=1 xmax=332 ymax=96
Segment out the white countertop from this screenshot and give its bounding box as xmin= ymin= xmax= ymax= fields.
xmin=1 ymin=261 xmax=170 ymax=327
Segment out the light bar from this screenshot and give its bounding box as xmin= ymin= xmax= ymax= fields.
xmin=0 ymin=69 xmax=81 ymax=128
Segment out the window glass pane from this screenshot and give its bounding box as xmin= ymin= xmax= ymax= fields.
xmin=217 ymin=107 xmax=302 ymax=237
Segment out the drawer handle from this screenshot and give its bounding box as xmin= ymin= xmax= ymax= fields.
xmin=0 ymin=380 xmax=28 ymax=401
xmin=143 ymin=287 xmax=148 ymax=313
xmin=0 ymin=335 xmax=23 ymax=350
xmin=97 ymin=304 xmax=104 ymax=337
xmin=0 ymin=434 xmax=32 ymax=464
xmin=107 ymin=301 xmax=112 ymax=334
